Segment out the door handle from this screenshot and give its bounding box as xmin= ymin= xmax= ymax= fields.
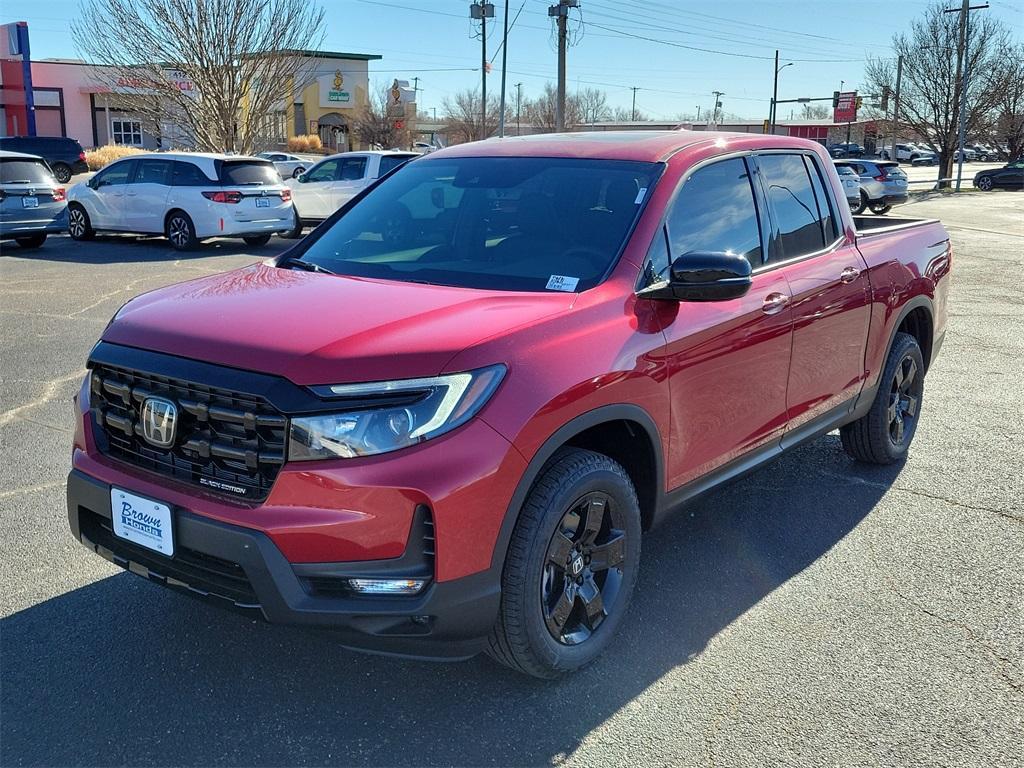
xmin=762 ymin=292 xmax=789 ymax=315
xmin=840 ymin=266 xmax=860 ymax=283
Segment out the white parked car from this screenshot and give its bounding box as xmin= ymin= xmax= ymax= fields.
xmin=67 ymin=152 xmax=293 ymax=250
xmin=284 ymin=150 xmax=417 ymax=237
xmin=257 ymin=151 xmax=316 ymax=179
xmin=834 ymin=164 xmax=861 ymax=207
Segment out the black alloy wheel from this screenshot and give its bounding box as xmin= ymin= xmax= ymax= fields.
xmin=542 ymin=492 xmax=626 ymax=645
xmin=869 ymin=202 xmax=892 ymax=215
xmin=888 ymin=353 xmax=921 ymax=448
xmin=51 ymin=163 xmax=73 ymax=184
xmin=166 ymin=212 xmax=197 ymax=251
xmin=977 ymin=175 xmax=994 ymax=191
xmin=851 ymin=191 xmax=868 ymax=215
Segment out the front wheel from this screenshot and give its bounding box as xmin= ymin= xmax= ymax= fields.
xmin=869 ymin=202 xmax=892 ymax=215
xmin=851 ymin=191 xmax=868 ymax=215
xmin=841 ymin=332 xmax=925 ymax=464
xmin=487 ymin=448 xmax=641 ymax=678
xmin=15 ymin=233 xmax=47 ymax=248
xmin=976 ymin=175 xmax=994 ymax=191
xmin=67 ymin=204 xmax=95 ymax=240
xmin=165 ymin=211 xmax=197 ymax=251
xmin=243 ymin=234 xmax=272 ymax=247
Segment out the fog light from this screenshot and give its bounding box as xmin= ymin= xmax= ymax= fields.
xmin=347 ymin=578 xmax=427 ymax=595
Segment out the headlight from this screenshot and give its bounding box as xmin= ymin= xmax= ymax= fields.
xmin=288 ymin=365 xmax=506 ymax=461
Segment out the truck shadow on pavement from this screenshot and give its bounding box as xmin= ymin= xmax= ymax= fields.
xmin=1 ymin=435 xmax=902 ymax=767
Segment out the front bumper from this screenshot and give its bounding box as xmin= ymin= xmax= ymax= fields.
xmin=67 ymin=469 xmax=500 ymax=659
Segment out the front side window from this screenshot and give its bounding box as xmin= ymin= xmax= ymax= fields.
xmin=293 ymin=157 xmax=659 ymax=292
xmin=111 ymin=118 xmax=143 ymax=146
xmin=306 ymin=159 xmax=339 ymax=183
xmin=664 ymin=157 xmax=763 ymax=268
xmin=757 ymin=153 xmax=828 ymax=260
xmin=94 ymin=161 xmax=134 ymax=187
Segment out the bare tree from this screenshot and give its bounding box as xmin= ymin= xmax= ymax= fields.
xmin=577 ymin=87 xmax=610 ymax=125
xmin=801 ymin=103 xmax=831 ymax=120
xmin=610 ymin=105 xmax=647 ymax=122
xmin=525 ymin=83 xmax=583 ymax=132
xmin=352 ymin=84 xmax=403 ymax=149
xmin=442 ymin=89 xmax=501 ymax=144
xmin=75 ymin=0 xmax=325 ymax=154
xmin=986 ymin=42 xmax=1024 ymax=159
xmin=864 ymin=1 xmax=1008 ymax=183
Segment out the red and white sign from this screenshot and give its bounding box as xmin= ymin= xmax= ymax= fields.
xmin=834 ymin=91 xmax=857 ymax=123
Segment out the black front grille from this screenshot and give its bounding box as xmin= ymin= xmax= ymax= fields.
xmin=90 ymin=363 xmax=287 ymax=502
xmin=78 ymin=507 xmax=259 ymax=607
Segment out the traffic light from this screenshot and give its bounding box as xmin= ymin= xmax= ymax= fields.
xmin=881 ymin=86 xmax=891 ymax=111
xmin=832 ymin=91 xmax=840 ymax=108
xmin=855 ymin=96 xmax=863 ymax=109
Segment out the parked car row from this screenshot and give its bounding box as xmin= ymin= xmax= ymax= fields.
xmin=0 ymin=135 xmax=89 ymax=183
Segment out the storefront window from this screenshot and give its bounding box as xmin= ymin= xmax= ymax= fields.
xmin=111 ymin=119 xmax=143 ymax=146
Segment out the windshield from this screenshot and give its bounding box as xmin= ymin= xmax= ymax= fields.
xmin=219 ymin=160 xmax=279 ymax=185
xmin=0 ymin=159 xmax=55 ymax=184
xmin=293 ymin=156 xmax=659 ymax=292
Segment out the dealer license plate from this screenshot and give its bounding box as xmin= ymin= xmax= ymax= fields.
xmin=110 ymin=487 xmax=174 ymax=556
xmin=255 ymin=197 xmax=270 ymax=207
xmin=22 ymin=196 xmax=38 ymax=208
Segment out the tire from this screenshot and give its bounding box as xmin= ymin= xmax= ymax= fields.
xmin=51 ymin=163 xmax=73 ymax=184
xmin=910 ymin=153 xmax=919 ymax=161
xmin=869 ymin=202 xmax=892 ymax=215
xmin=280 ymin=210 xmax=304 ymax=239
xmin=841 ymin=332 xmax=925 ymax=465
xmin=486 ymin=448 xmax=642 ymax=679
xmin=851 ymin=190 xmax=868 ymax=215
xmin=977 ymin=175 xmax=994 ymax=191
xmin=15 ymin=233 xmax=47 ymax=248
xmin=243 ymin=234 xmax=272 ymax=247
xmin=292 ymin=167 xmax=305 ymax=178
xmin=165 ymin=211 xmax=197 ymax=251
xmin=67 ymin=204 xmax=95 ymax=240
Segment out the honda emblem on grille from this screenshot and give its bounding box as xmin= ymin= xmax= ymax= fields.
xmin=140 ymin=397 xmax=178 ymax=448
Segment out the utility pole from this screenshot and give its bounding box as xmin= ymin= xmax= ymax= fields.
xmin=696 ymin=105 xmax=701 ymax=121
xmin=498 ymin=0 xmax=509 ymax=137
xmin=470 ymin=1 xmax=495 ymax=140
xmin=630 ymin=87 xmax=639 ymax=121
xmin=770 ymin=49 xmax=778 ymax=133
xmin=549 ymin=0 xmax=578 ymax=132
xmin=711 ymin=91 xmax=724 ymax=125
xmin=945 ymin=1 xmax=989 ymax=189
xmin=515 ymin=82 xmax=523 ymax=135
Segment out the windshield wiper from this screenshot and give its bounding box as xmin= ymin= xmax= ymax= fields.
xmin=279 ymin=256 xmax=335 ymax=275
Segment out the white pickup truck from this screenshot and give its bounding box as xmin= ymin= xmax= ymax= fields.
xmin=283 ymin=150 xmax=418 ymax=237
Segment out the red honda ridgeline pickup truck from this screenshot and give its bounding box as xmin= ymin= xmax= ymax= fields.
xmin=68 ymin=132 xmax=951 ymax=678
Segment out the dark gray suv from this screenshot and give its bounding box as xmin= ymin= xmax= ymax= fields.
xmin=834 ymin=159 xmax=908 ymax=215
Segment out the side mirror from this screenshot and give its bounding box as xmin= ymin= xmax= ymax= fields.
xmin=296 ymin=173 xmax=307 ymax=183
xmin=88 ymin=177 xmax=100 ymax=189
xmin=641 ymin=251 xmax=753 ymax=302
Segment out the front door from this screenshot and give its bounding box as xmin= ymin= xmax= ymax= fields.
xmin=330 ymin=155 xmax=369 ymax=210
xmin=651 ymin=156 xmax=794 ymax=489
xmin=88 ymin=159 xmax=136 ymax=229
xmin=752 ymin=152 xmax=871 ymax=433
xmin=124 ymin=158 xmax=172 ymax=233
xmin=295 ymin=158 xmax=339 ymax=219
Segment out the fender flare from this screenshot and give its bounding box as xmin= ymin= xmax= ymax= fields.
xmin=487 ymin=404 xmax=665 ymax=573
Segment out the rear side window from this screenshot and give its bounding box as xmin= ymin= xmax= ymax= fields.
xmin=172 ymin=161 xmax=212 ymax=186
xmin=339 ymin=157 xmax=367 ymax=181
xmin=665 ymin=157 xmax=763 ymax=268
xmin=135 ymin=159 xmax=172 ymax=185
xmin=219 ymin=160 xmax=279 ymax=185
xmin=0 ymin=159 xmax=55 ymax=184
xmin=802 ymin=156 xmax=838 ymax=244
xmin=378 ymin=154 xmax=415 ymax=176
xmin=757 ymin=153 xmax=827 ymax=260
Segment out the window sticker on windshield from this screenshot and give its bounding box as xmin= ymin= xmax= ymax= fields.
xmin=634 ymin=187 xmax=648 ymax=204
xmin=546 ymin=275 xmax=580 ymax=292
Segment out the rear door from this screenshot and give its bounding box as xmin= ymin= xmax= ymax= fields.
xmin=87 ymin=159 xmax=136 ymax=229
xmin=330 ymin=154 xmax=369 ymax=210
xmin=753 ymin=152 xmax=871 ymax=436
xmin=649 ymin=155 xmax=794 ymax=489
xmin=124 ymin=158 xmax=172 ymax=232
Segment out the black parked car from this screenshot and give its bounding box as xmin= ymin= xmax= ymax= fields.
xmin=973 ymin=160 xmax=1024 ymax=191
xmin=0 ymin=136 xmax=88 ymax=183
xmin=829 ymin=142 xmax=864 ymax=158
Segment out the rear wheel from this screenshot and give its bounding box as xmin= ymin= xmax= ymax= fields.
xmin=51 ymin=163 xmax=73 ymax=184
xmin=15 ymin=233 xmax=47 ymax=248
xmin=841 ymin=332 xmax=925 ymax=464
xmin=292 ymin=167 xmax=305 ymax=178
xmin=67 ymin=204 xmax=95 ymax=240
xmin=280 ymin=210 xmax=304 ymax=239
xmin=243 ymin=234 xmax=272 ymax=247
xmin=165 ymin=211 xmax=197 ymax=251
xmin=869 ymin=202 xmax=892 ymax=215
xmin=487 ymin=448 xmax=641 ymax=679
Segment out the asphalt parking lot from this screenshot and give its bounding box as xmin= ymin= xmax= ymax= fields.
xmin=1 ymin=190 xmax=1022 ymax=767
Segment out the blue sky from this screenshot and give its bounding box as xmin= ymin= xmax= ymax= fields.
xmin=4 ymin=0 xmax=1023 ymax=120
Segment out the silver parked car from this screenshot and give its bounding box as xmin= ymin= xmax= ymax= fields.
xmin=0 ymin=150 xmax=67 ymax=249
xmin=835 ymin=159 xmax=909 ymax=215
xmin=257 ymin=151 xmax=316 ymax=179
xmin=835 ymin=164 xmax=861 ymax=207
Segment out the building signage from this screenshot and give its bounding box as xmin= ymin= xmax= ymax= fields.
xmin=320 ymin=69 xmax=351 ymax=106
xmin=834 ymin=91 xmax=858 ymax=123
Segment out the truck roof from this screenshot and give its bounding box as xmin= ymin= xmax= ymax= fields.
xmin=428 ymin=130 xmax=827 ymax=163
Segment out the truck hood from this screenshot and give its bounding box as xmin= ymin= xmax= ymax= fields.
xmin=103 ymin=263 xmax=573 ymax=385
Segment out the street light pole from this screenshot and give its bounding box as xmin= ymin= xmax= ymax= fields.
xmin=498 ymin=0 xmax=509 ymax=137
xmin=770 ymin=53 xmax=793 ymax=134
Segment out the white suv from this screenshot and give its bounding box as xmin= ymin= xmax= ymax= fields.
xmin=284 ymin=150 xmax=417 ymax=236
xmin=67 ymin=152 xmax=293 ymax=250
